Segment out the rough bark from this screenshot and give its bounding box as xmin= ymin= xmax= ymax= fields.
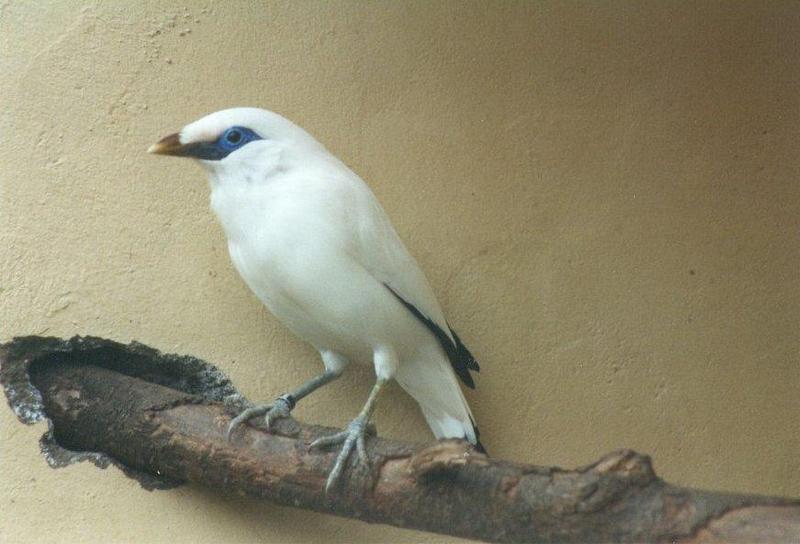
xmin=1 ymin=336 xmax=798 ymax=543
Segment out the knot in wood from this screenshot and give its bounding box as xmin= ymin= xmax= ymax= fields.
xmin=591 ymin=449 xmax=655 ymax=485
xmin=409 ymin=439 xmax=488 ymax=479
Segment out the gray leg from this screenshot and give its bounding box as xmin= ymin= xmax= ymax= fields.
xmin=225 ymin=368 xmax=342 ymax=441
xmin=310 ymin=378 xmax=386 ymax=493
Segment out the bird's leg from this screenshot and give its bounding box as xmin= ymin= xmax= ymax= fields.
xmin=225 ymin=369 xmax=342 ymax=441
xmin=310 ymin=377 xmax=386 ymax=493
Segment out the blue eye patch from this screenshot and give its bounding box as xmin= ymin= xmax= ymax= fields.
xmin=178 ymin=126 xmax=263 ymax=160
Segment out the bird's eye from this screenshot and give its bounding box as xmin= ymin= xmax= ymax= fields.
xmin=216 ymin=126 xmax=261 ymax=155
xmin=225 ymin=129 xmax=242 ymax=144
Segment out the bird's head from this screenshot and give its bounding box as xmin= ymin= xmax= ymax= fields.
xmin=148 ymin=107 xmax=322 ymax=180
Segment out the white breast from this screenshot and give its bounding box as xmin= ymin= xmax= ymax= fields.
xmin=207 ymin=149 xmax=449 ymax=367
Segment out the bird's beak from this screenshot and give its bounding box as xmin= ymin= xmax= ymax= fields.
xmin=147 ymin=133 xmax=186 ymax=156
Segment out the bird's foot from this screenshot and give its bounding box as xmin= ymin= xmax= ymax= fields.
xmin=225 ymin=394 xmax=295 ymax=441
xmin=310 ymin=416 xmax=375 ymax=493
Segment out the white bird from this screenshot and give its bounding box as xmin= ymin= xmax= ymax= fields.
xmin=149 ymin=108 xmax=484 ymax=490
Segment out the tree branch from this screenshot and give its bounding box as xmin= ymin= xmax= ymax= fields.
xmin=1 ymin=336 xmax=798 ymax=543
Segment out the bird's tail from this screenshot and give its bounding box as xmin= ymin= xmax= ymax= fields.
xmin=395 ymin=344 xmax=485 ymax=453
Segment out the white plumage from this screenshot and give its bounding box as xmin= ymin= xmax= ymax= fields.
xmin=150 ymin=108 xmax=483 ymax=488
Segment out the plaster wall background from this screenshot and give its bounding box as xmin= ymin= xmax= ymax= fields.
xmin=1 ymin=2 xmax=798 ymax=543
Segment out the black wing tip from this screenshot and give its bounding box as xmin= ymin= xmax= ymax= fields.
xmin=450 ymin=328 xmax=480 ymax=372
xmin=384 ymin=283 xmax=481 ymax=389
xmin=471 ymin=418 xmax=487 ymax=455
xmin=458 ymin=367 xmax=476 ymax=389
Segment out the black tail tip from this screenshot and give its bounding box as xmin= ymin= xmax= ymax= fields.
xmin=474 ymin=440 xmax=488 ymax=455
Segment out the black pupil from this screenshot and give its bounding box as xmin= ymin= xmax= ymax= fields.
xmin=227 ymin=130 xmax=242 ymax=144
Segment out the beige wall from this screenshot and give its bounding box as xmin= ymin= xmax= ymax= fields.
xmin=2 ymin=2 xmax=799 ymax=542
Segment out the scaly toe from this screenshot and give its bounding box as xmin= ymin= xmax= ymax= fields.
xmin=325 ymin=437 xmax=357 ymax=493
xmin=225 ymin=396 xmax=295 ymax=441
xmin=264 ymin=396 xmax=293 ymax=429
xmin=356 ymin=434 xmax=368 ymax=466
xmin=309 ymin=430 xmax=349 ymax=450
xmin=225 ymin=404 xmax=271 ymax=441
xmin=310 ymin=417 xmax=372 ymax=493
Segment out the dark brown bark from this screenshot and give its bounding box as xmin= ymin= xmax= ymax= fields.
xmin=2 ymin=336 xmax=798 ymax=543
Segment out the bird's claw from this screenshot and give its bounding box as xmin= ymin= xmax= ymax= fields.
xmin=310 ymin=416 xmax=375 ymax=493
xmin=225 ymin=396 xmax=293 ymax=441
xmin=265 ymin=397 xmax=293 ymax=428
